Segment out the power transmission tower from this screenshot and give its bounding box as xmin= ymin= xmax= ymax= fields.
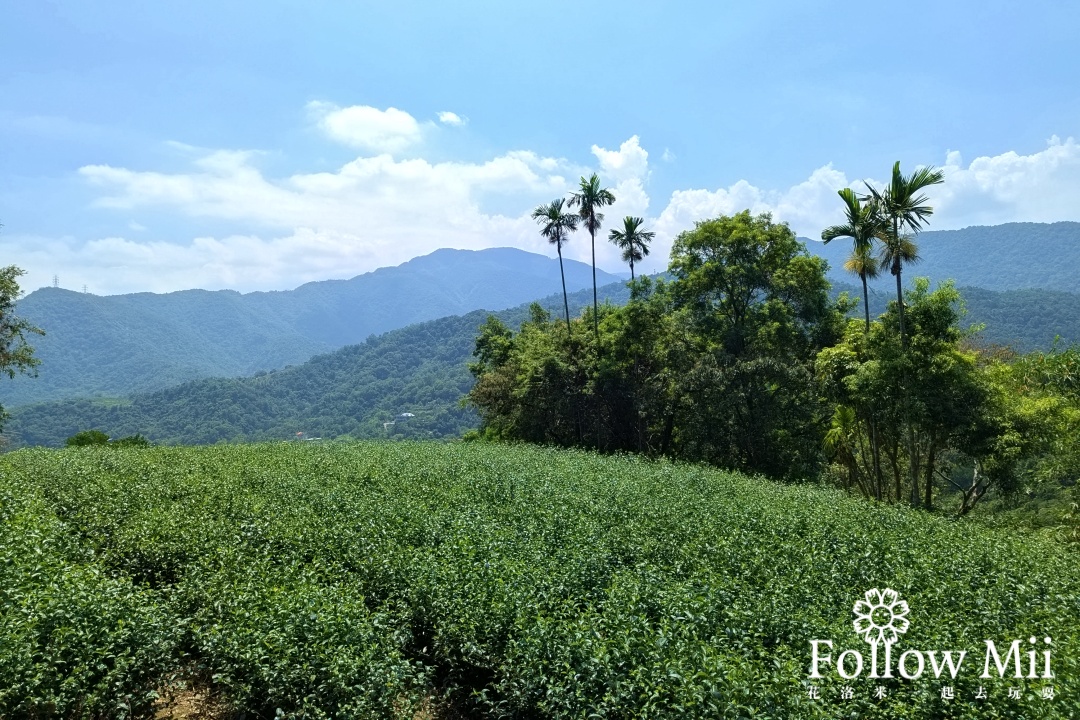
xmin=52 ymin=274 xmax=59 ymax=288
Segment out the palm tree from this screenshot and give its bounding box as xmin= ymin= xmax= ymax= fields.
xmin=608 ymin=216 xmax=654 ymax=281
xmin=821 ymin=188 xmax=884 ymax=333
xmin=863 ymin=162 xmax=945 ymax=346
xmin=531 ymin=198 xmax=579 ymax=333
xmin=864 ymin=161 xmax=944 ymax=509
xmin=568 ymin=173 xmax=616 ymax=342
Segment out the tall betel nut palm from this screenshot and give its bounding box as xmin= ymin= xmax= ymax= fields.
xmin=531 ymin=198 xmax=579 ymax=333
xmin=821 ymin=188 xmax=884 ymax=332
xmin=864 ymin=161 xmax=944 ymax=509
xmin=863 ymin=161 xmax=945 ymax=346
xmin=608 ymin=216 xmax=654 ymax=281
xmin=568 ymin=173 xmax=615 ymax=342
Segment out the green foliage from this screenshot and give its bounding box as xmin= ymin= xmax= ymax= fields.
xmin=0 ymin=265 xmax=43 ymax=430
xmin=470 ymin=212 xmax=848 ymax=481
xmin=65 ymin=429 xmax=111 ymax=447
xmin=1 ymin=442 xmax=1077 ymax=717
xmin=830 ymin=280 xmax=1080 ymax=353
xmin=817 ymin=279 xmax=1080 ymax=516
xmin=8 ymin=282 xmax=634 ymax=448
xmin=608 ymin=215 xmax=655 ymax=280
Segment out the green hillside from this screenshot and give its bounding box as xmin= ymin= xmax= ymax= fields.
xmin=5 ymin=247 xmax=623 ymax=407
xmin=807 ymin=221 xmax=1080 ymax=293
xmin=830 ymin=281 xmax=1080 ymax=352
xmin=8 ymin=277 xmax=1078 ymax=449
xmin=2 ymin=442 xmax=1076 ymax=718
xmin=7 ymin=283 xmax=632 ymax=447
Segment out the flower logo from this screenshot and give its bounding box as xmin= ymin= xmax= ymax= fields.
xmin=853 ymin=588 xmax=910 ymax=646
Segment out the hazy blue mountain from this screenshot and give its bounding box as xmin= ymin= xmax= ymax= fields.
xmin=5 ymin=248 xmax=623 ymax=407
xmin=805 ymin=221 xmax=1080 ymax=292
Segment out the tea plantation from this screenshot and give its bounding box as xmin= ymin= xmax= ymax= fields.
xmin=1 ymin=442 xmax=1077 ymax=718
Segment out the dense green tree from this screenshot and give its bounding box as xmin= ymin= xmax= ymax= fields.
xmin=568 ymin=173 xmax=616 ymax=342
xmin=531 ymin=199 xmax=579 ymax=332
xmin=66 ymin=429 xmax=111 ymax=447
xmin=607 ymin=216 xmax=654 ymax=281
xmin=815 ymin=279 xmax=1048 ymax=512
xmin=0 ymin=265 xmax=43 ymax=430
xmin=469 ymin=211 xmax=848 ymax=480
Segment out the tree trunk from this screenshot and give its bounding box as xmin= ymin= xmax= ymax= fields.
xmin=630 ymin=258 xmax=635 ymax=281
xmin=558 ymin=243 xmax=571 ymax=334
xmin=923 ymin=441 xmax=936 ymax=511
xmin=590 ymin=228 xmax=599 ymax=343
xmin=861 ymin=272 xmax=871 ymax=333
xmin=861 ymin=271 xmax=884 ymax=499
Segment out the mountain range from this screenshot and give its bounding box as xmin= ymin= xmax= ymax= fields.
xmin=6 ymin=248 xmax=623 ymax=407
xmin=804 ymin=221 xmax=1080 ymax=292
xmin=7 ymin=283 xmax=633 ymax=447
xmin=4 ymin=221 xmax=1080 ymax=447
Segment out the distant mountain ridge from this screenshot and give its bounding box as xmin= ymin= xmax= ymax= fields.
xmin=805 ymin=221 xmax=1080 ymax=292
xmin=7 ymin=281 xmax=634 ymax=448
xmin=5 ymin=248 xmax=623 ymax=407
xmin=8 ymin=279 xmax=1078 ymax=449
xmin=6 ymin=221 xmax=1078 ymax=410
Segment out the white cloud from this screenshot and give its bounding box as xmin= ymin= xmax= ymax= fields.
xmin=591 ymin=135 xmax=650 ymax=222
xmin=13 ymin=122 xmax=1080 ymax=295
xmin=645 ymin=164 xmax=851 ymax=271
xmin=437 ymin=111 xmax=465 ymax=126
xmin=38 ymin=141 xmax=587 ymax=293
xmin=933 ymin=135 xmax=1080 ymax=227
xmin=640 ymin=137 xmax=1080 ymax=276
xmin=307 ymin=102 xmax=424 ymax=154
xmin=662 ymin=148 xmax=676 ymax=163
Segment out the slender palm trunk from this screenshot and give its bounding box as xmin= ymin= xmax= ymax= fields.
xmin=893 ymin=219 xmax=906 ymax=345
xmin=630 ymin=257 xmax=635 ymax=281
xmin=557 ymin=243 xmax=571 ymax=334
xmin=590 ymin=228 xmax=599 ymax=342
xmin=895 ymin=262 xmax=906 ymax=344
xmin=896 ymin=258 xmax=919 ymax=507
xmin=860 ymin=273 xmax=871 ymax=332
xmin=861 ymin=270 xmax=884 ymax=499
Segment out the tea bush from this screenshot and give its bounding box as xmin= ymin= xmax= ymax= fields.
xmin=1 ymin=442 xmax=1077 ymax=718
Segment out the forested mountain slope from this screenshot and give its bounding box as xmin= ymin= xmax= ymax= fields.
xmin=8 ymin=276 xmax=1077 ymax=449
xmin=7 ymin=283 xmax=632 ymax=447
xmin=6 ymin=247 xmax=623 ymax=406
xmin=831 ymin=280 xmax=1080 ymax=352
xmin=806 ymin=221 xmax=1080 ymax=292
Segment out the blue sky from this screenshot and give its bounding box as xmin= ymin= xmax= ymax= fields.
xmin=2 ymin=0 xmax=1079 ymax=294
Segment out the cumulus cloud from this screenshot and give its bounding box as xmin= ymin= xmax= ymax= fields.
xmin=644 ymin=164 xmax=851 ymax=272
xmin=591 ymin=135 xmax=650 ymax=220
xmin=437 ymin=111 xmax=466 ymax=126
xmin=13 ymin=119 xmax=1080 ymax=295
xmin=37 ymin=141 xmax=586 ymax=293
xmin=637 ymin=137 xmax=1080 ymax=276
xmin=307 ymin=102 xmax=424 ymax=154
xmin=933 ymin=135 xmax=1080 ymax=227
